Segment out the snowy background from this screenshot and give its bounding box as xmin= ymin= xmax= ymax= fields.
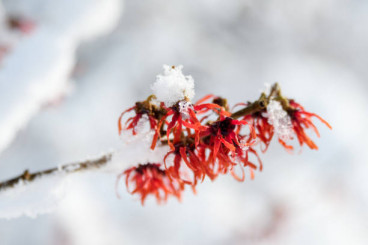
xmin=0 ymin=0 xmax=367 ymax=244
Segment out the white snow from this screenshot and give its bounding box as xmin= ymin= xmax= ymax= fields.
xmin=55 ymin=180 xmax=127 ymax=245
xmin=0 ymin=28 xmax=76 ymax=156
xmin=0 ymin=0 xmax=122 ymax=155
xmin=0 ymin=173 xmax=68 ymax=219
xmin=110 ymin=133 xmax=170 ymax=173
xmin=152 ymin=65 xmax=195 ymax=107
xmin=265 ymin=100 xmax=293 ymax=141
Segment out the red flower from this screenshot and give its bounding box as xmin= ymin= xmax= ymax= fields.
xmin=118 ymin=97 xmax=166 ymax=136
xmin=162 ymin=115 xmax=258 ymax=184
xmin=119 ymin=163 xmax=184 ymax=205
xmin=204 ymin=144 xmax=246 ymax=181
xmin=232 ymin=102 xmax=273 ymax=153
xmin=286 ymin=100 xmax=332 ymax=150
xmin=233 ymin=99 xmax=331 ymax=152
xmin=201 ymin=117 xmax=254 ymax=158
xmin=151 ymin=95 xmax=230 ymax=150
xmin=118 ymin=105 xmax=145 ymax=135
xmin=197 ymin=117 xmax=258 ymax=181
xmin=163 ymin=139 xmax=208 ymax=187
xmin=152 ymin=102 xmax=201 ymax=150
xmin=243 ymin=113 xmax=274 ymax=153
xmin=243 ymin=147 xmax=263 ymax=179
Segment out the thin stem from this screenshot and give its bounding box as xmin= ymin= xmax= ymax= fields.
xmin=231 ymin=93 xmax=268 ymax=119
xmin=230 ymin=83 xmax=294 ymax=119
xmin=0 ymin=153 xmax=113 ymax=191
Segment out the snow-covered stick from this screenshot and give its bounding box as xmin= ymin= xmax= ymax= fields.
xmin=0 ymin=153 xmax=113 ymax=191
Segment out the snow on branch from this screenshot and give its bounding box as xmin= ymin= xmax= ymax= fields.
xmin=0 ymin=153 xmax=113 ymax=191
xmin=0 ymin=153 xmax=113 ymax=219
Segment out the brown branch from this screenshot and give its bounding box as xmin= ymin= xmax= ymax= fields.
xmin=231 ymin=82 xmax=295 ymax=119
xmin=0 ymin=153 xmax=113 ymax=191
xmin=231 ymin=93 xmax=268 ymax=119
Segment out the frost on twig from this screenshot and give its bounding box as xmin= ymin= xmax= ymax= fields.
xmin=0 ymin=153 xmax=113 ymax=191
xmin=0 ymin=153 xmax=113 ymax=219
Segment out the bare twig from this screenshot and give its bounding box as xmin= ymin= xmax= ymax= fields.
xmin=0 ymin=153 xmax=113 ymax=191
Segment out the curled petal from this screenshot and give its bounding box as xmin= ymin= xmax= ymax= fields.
xmin=230 ymin=162 xmax=245 ymax=182
xmin=118 ymin=106 xmax=136 ymax=134
xmin=195 ymin=94 xmax=215 ymax=105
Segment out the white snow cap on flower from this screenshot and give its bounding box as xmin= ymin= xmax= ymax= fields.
xmin=152 ymin=65 xmax=195 ymax=107
xmin=265 ymin=100 xmax=293 ymax=141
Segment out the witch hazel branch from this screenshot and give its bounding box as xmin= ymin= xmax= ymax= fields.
xmin=0 ymin=65 xmax=331 ymax=206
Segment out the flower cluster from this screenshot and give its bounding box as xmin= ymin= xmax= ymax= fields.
xmin=286 ymin=99 xmax=332 ymax=150
xmin=117 ymin=66 xmax=331 ymax=205
xmin=118 ymin=163 xmax=184 ymax=205
xmin=233 ymin=84 xmax=332 ymax=152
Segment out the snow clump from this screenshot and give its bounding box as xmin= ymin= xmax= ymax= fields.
xmin=152 ymin=65 xmax=195 ymax=107
xmin=265 ymin=100 xmax=293 ymax=141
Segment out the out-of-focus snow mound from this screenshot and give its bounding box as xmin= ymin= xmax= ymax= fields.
xmin=0 ymin=0 xmax=368 ymax=244
xmin=0 ymin=0 xmax=122 ymax=155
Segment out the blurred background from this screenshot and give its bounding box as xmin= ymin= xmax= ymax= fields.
xmin=0 ymin=0 xmax=367 ymax=244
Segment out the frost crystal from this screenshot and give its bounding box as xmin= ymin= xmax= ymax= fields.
xmin=265 ymin=100 xmax=293 ymax=141
xmin=152 ymin=65 xmax=195 ymax=107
